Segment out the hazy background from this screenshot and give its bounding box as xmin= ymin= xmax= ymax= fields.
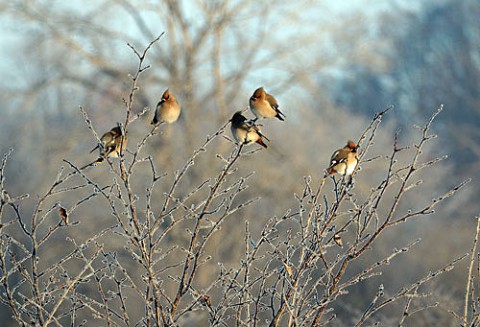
xmin=0 ymin=0 xmax=478 ymax=324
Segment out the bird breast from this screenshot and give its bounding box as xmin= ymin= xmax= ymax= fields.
xmin=160 ymin=102 xmax=180 ymax=123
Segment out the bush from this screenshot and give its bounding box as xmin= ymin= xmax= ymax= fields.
xmin=0 ymin=36 xmax=473 ymax=327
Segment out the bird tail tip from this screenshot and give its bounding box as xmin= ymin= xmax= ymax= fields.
xmin=257 ymin=139 xmax=268 ymax=148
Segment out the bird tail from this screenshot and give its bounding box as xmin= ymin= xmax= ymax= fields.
xmin=256 ymin=138 xmax=268 ymax=149
xmin=346 ymin=175 xmax=354 ymax=187
xmin=80 ymin=157 xmax=105 ymax=170
xmin=151 ymin=116 xmax=158 ymax=125
xmin=257 ymin=130 xmax=270 ymax=142
xmin=89 ymin=145 xmax=99 ymax=154
xmin=276 ymin=109 xmax=286 ymax=121
xmin=79 ymin=162 xmax=91 ymax=170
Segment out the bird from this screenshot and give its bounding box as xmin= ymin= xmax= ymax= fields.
xmin=199 ymin=295 xmax=212 ymax=308
xmin=59 ymin=207 xmax=68 ymax=224
xmin=230 ymin=111 xmax=269 ymax=148
xmin=81 ymin=125 xmax=127 ymax=169
xmin=151 ymin=88 xmax=181 ymax=125
xmin=327 ymin=140 xmax=358 ymax=183
xmin=249 ymin=87 xmax=285 ymax=121
xmin=333 ymin=234 xmax=343 ymax=248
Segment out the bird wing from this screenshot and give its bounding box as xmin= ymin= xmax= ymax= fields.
xmin=251 ymin=125 xmax=270 ymax=141
xmin=99 ymin=132 xmax=121 ymax=156
xmin=266 ymin=93 xmax=279 ymax=109
xmin=329 ymin=149 xmax=340 ymax=165
xmin=101 ymin=131 xmax=114 ymax=145
xmin=329 ymin=149 xmax=349 ymax=166
xmin=103 ymin=134 xmax=118 ymax=149
xmin=266 ymin=93 xmax=286 ymax=118
xmin=238 ymin=122 xmax=251 ymax=132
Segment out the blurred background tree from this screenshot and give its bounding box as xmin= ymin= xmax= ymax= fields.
xmin=0 ymin=0 xmax=478 ymax=325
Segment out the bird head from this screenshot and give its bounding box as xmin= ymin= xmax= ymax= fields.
xmin=162 ymin=88 xmax=171 ymax=101
xmin=112 ymin=123 xmax=127 ymax=136
xmin=346 ymin=140 xmax=357 ymax=151
xmin=251 ymin=87 xmax=265 ymax=100
xmin=230 ymin=111 xmax=246 ymax=124
xmin=111 ymin=126 xmax=122 ymax=136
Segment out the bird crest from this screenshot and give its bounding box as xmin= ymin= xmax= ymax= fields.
xmin=251 ymin=87 xmax=265 ymax=100
xmin=346 ymin=140 xmax=357 ymax=151
xmin=162 ymin=88 xmax=171 ymax=101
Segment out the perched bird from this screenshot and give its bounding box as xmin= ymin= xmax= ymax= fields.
xmin=249 ymin=87 xmax=285 ymax=121
xmin=327 ymin=140 xmax=358 ymax=182
xmin=333 ymin=234 xmax=343 ymax=248
xmin=82 ymin=125 xmax=127 ymax=169
xmin=59 ymin=207 xmax=68 ymax=225
xmin=230 ymin=111 xmax=269 ymax=148
xmin=199 ymin=295 xmax=212 ymax=308
xmin=151 ymin=88 xmax=181 ymax=125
